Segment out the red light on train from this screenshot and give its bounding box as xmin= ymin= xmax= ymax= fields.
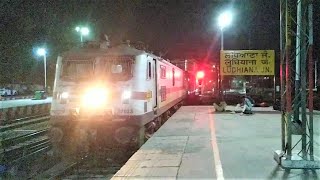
xmin=197 ymin=71 xmax=205 ymax=79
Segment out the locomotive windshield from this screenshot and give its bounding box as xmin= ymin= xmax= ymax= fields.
xmin=61 ymin=60 xmax=94 ymax=81
xmin=60 ymin=56 xmax=133 ymax=81
xmin=103 ymin=56 xmax=133 ymax=81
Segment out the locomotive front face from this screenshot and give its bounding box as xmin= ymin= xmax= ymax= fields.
xmin=50 ymin=54 xmax=135 ymax=125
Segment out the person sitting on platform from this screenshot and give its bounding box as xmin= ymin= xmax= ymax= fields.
xmin=213 ymin=99 xmax=227 ymax=112
xmin=240 ymin=96 xmax=253 ymax=114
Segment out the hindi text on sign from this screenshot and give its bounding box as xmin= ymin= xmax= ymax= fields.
xmin=220 ymin=50 xmax=275 ymax=76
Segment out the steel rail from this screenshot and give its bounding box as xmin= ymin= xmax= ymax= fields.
xmin=1 ymin=129 xmax=48 ymax=148
xmin=1 ymin=136 xmax=49 ymax=159
xmin=3 ymin=138 xmax=50 ymax=164
xmin=0 ymin=116 xmax=50 ymax=132
xmin=2 ymin=114 xmax=49 ymax=125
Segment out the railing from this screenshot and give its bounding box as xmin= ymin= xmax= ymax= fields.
xmin=0 ymin=103 xmax=51 ymax=124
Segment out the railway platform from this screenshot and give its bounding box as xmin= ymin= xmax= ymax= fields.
xmin=0 ymin=97 xmax=52 ymax=109
xmin=112 ymin=106 xmax=319 ymax=179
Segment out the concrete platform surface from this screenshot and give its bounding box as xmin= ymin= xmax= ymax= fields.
xmin=0 ymin=97 xmax=52 ymax=109
xmin=113 ymin=106 xmax=320 ymax=180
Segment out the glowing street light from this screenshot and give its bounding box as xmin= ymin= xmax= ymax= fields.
xmin=75 ymin=26 xmax=89 ymax=42
xmin=217 ymin=11 xmax=233 ymax=50
xmin=218 ymin=11 xmax=232 ymax=30
xmin=36 ymin=48 xmax=46 ymax=56
xmin=36 ymin=48 xmax=47 ymax=91
xmin=217 ymin=10 xmax=233 ymax=99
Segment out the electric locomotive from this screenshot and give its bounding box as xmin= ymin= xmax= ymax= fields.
xmin=49 ymin=43 xmax=187 ymax=155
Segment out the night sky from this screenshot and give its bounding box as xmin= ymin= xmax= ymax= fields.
xmin=0 ymin=0 xmax=319 ymax=85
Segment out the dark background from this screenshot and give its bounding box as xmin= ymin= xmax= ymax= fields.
xmin=0 ymin=0 xmax=319 ymax=87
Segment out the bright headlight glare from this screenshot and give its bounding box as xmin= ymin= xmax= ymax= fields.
xmin=61 ymin=92 xmax=69 ymax=99
xmin=82 ymin=88 xmax=108 ymax=107
xmin=122 ymin=90 xmax=131 ymax=100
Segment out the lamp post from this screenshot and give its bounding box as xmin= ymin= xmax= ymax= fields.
xmin=75 ymin=26 xmax=89 ymax=43
xmin=217 ymin=11 xmax=233 ymax=98
xmin=36 ymin=48 xmax=47 ymax=91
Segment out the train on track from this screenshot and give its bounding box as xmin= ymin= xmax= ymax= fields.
xmin=49 ymin=43 xmax=187 ymax=157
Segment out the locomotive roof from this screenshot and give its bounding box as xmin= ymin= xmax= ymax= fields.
xmin=106 ymin=45 xmax=145 ymax=56
xmin=62 ymin=45 xmax=147 ymax=58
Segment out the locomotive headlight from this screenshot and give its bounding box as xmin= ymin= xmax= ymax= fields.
xmin=61 ymin=92 xmax=69 ymax=99
xmin=122 ymin=90 xmax=131 ymax=100
xmin=82 ymin=87 xmax=108 ymax=107
xmin=59 ymin=92 xmax=69 ymax=104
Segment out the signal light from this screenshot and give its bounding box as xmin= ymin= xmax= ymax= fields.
xmin=197 ymin=71 xmax=205 ymax=79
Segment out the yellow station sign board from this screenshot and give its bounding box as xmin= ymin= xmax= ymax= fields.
xmin=220 ymin=50 xmax=275 ymax=75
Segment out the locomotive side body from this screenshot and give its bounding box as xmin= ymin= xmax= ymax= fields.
xmin=156 ymin=59 xmax=186 ymax=115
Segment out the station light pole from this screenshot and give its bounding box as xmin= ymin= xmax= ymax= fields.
xmin=217 ymin=11 xmax=233 ymax=99
xmin=36 ymin=48 xmax=47 ymax=91
xmin=75 ymin=26 xmax=89 ymax=43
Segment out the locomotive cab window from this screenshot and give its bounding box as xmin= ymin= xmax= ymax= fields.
xmin=104 ymin=56 xmax=133 ymax=81
xmin=172 ymin=68 xmax=175 ymax=86
xmin=147 ymin=61 xmax=152 ymax=79
xmin=160 ymin=65 xmax=166 ymax=79
xmin=61 ymin=60 xmax=94 ymax=81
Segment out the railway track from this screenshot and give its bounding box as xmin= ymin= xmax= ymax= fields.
xmin=2 ymin=136 xmax=50 ymax=164
xmin=0 ymin=115 xmax=50 ymax=132
xmin=63 ymin=163 xmax=121 ymax=179
xmin=0 ymin=114 xmax=51 ymax=178
xmin=36 ymin=147 xmax=129 ymax=179
xmin=1 ymin=114 xmax=49 ymax=126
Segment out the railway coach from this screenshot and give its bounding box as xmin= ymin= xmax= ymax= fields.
xmin=49 ymin=43 xmax=187 ymax=155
